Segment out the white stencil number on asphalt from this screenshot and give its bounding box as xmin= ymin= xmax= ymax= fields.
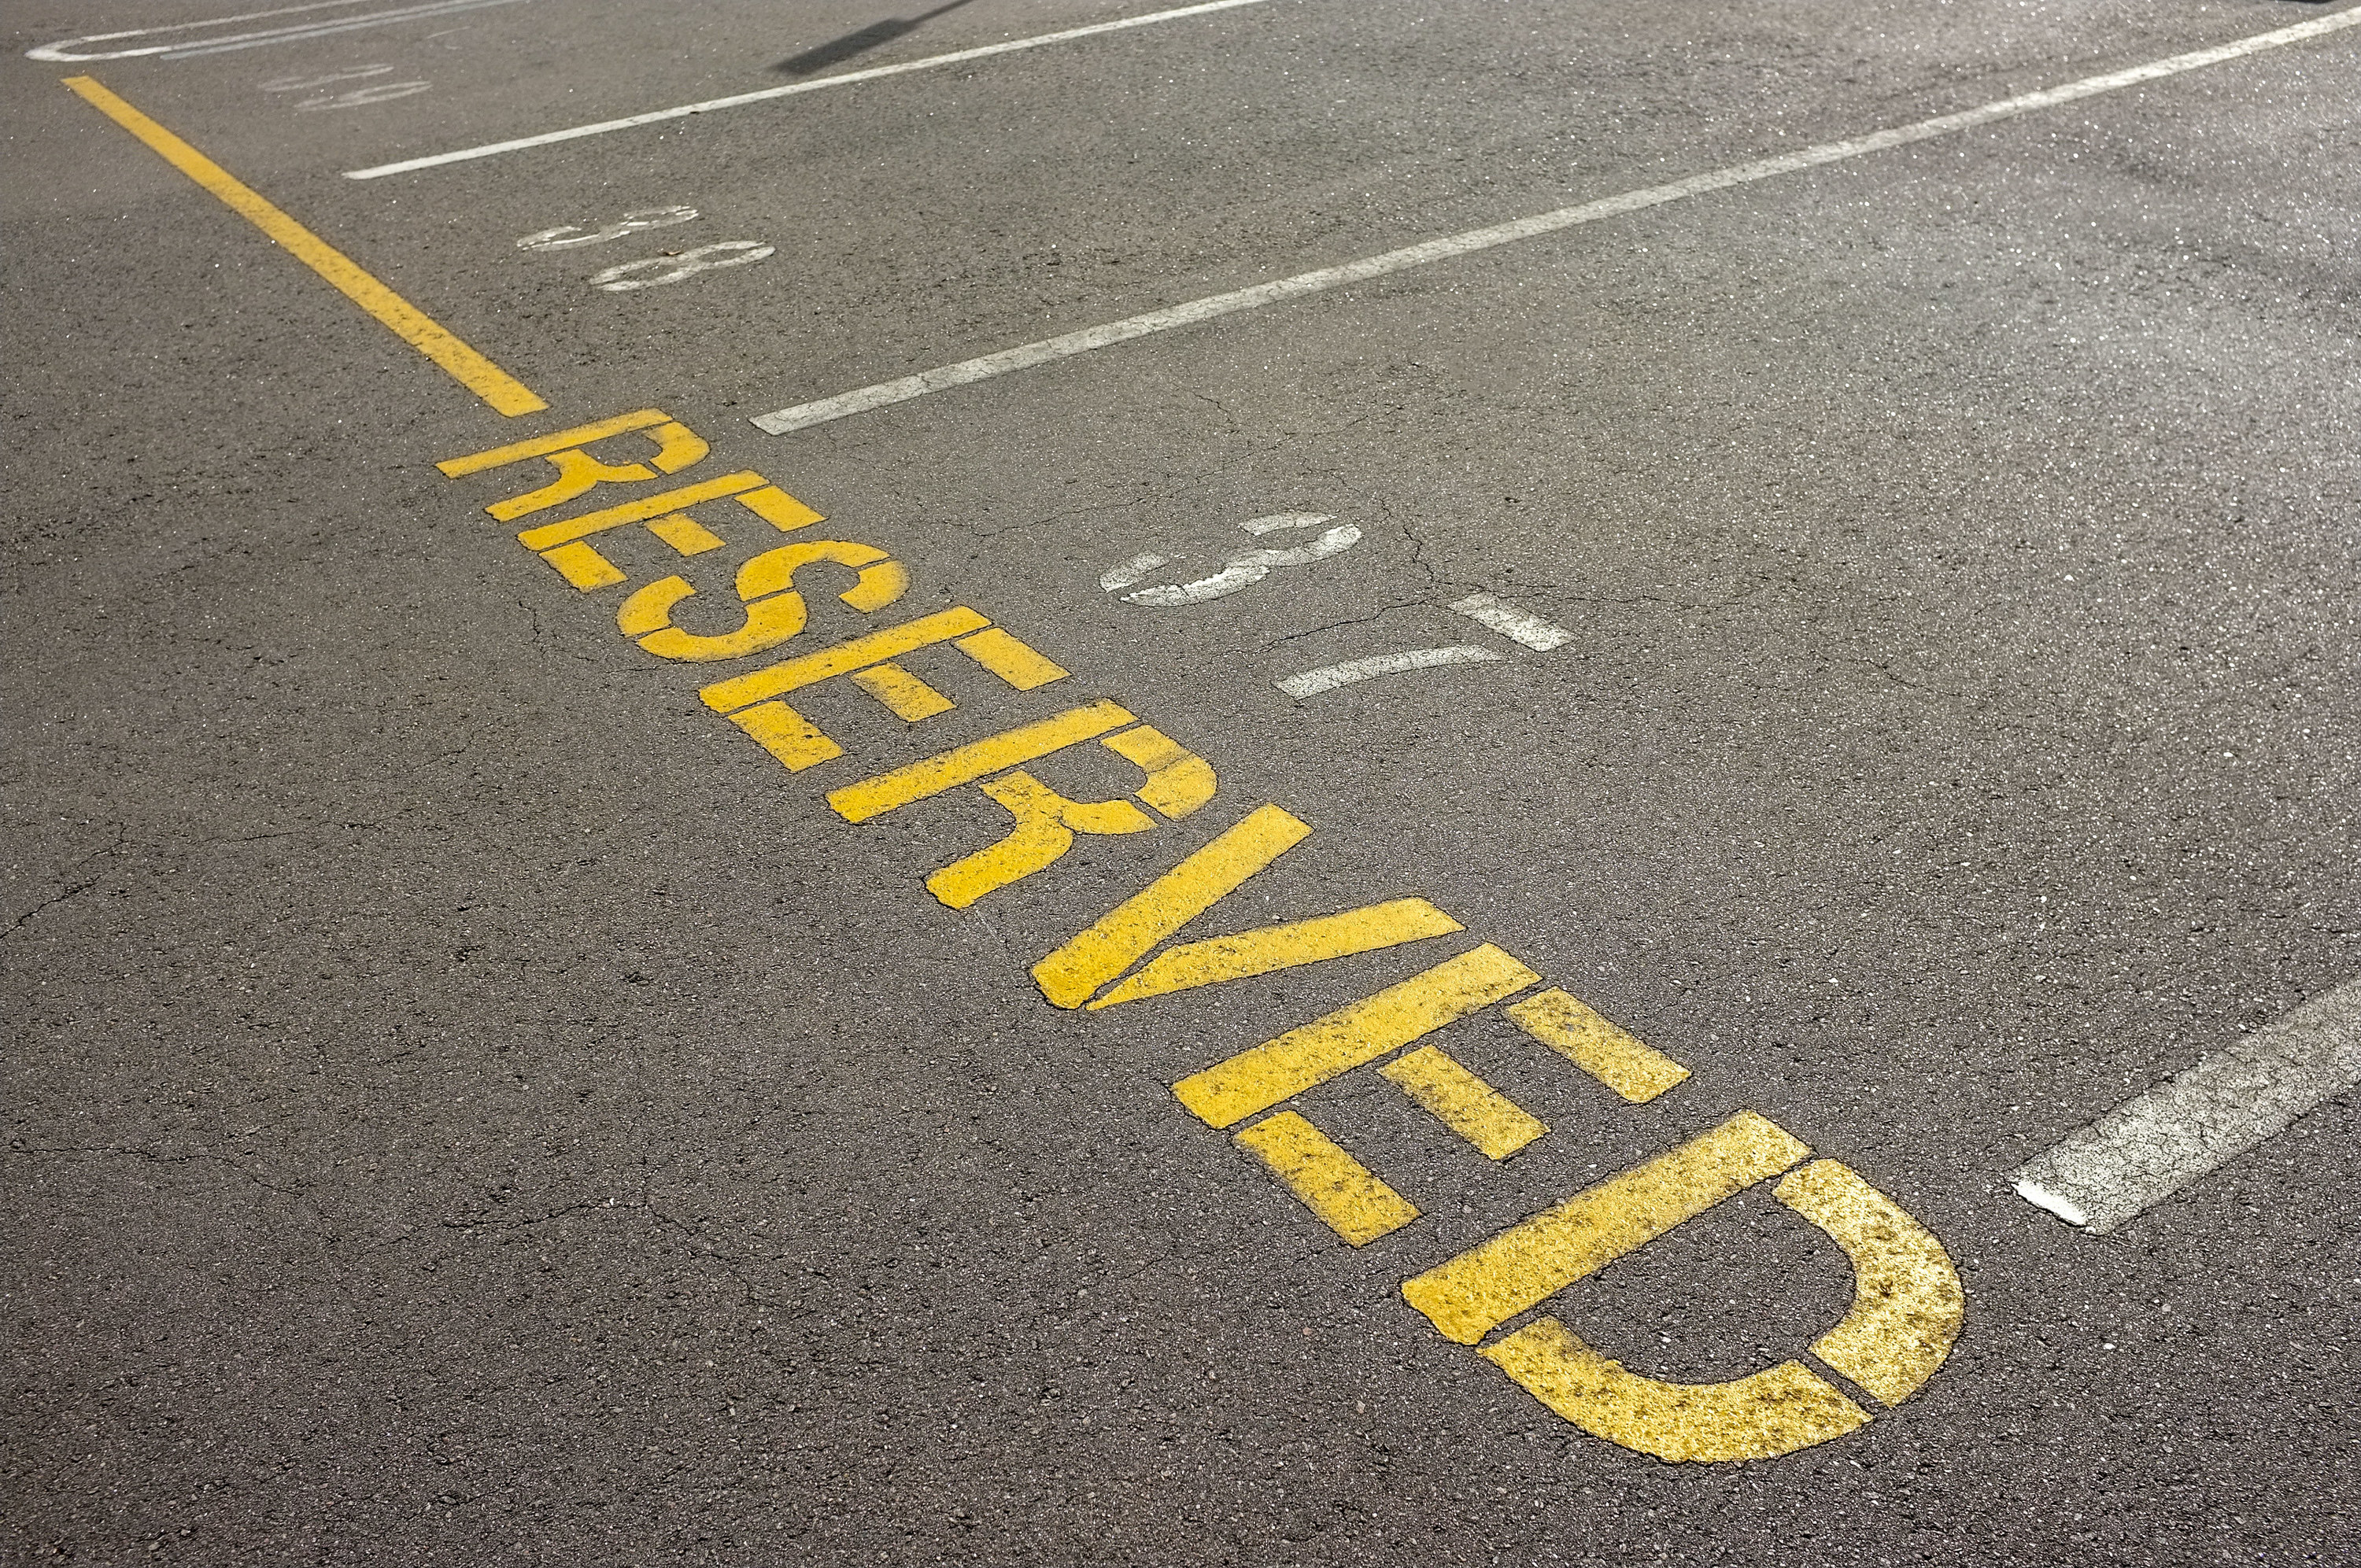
xmin=516 ymin=207 xmax=700 ymax=253
xmin=260 ymin=65 xmax=429 ymax=110
xmin=1100 ymin=514 xmax=1361 ymax=606
xmin=1096 ymin=510 xmax=1577 ymax=699
xmin=590 ymin=241 xmax=774 ymax=293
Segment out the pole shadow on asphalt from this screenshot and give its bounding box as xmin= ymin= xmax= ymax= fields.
xmin=774 ymin=0 xmax=981 ymax=76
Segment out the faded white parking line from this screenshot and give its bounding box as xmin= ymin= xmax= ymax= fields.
xmin=342 ymin=0 xmax=1273 ymax=179
xmin=751 ymin=2 xmax=2361 ymax=436
xmin=29 ymin=0 xmax=528 ymax=64
xmin=1447 ymin=592 xmax=1570 ymax=652
xmin=1277 ymin=646 xmax=1502 ymax=699
xmin=2015 ymin=979 xmax=2361 ymax=1234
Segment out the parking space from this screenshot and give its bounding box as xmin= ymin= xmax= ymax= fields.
xmin=6 ymin=0 xmax=2360 ymax=1560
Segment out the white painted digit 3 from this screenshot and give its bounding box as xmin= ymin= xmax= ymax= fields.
xmin=590 ymin=241 xmax=774 ymax=293
xmin=1100 ymin=513 xmax=1361 ymax=606
xmin=515 ymin=207 xmax=700 ymax=253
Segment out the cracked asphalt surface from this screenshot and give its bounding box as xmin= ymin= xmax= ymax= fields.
xmin=4 ymin=0 xmax=2359 ymax=1561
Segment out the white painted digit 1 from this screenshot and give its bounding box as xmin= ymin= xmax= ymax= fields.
xmin=515 ymin=207 xmax=700 ymax=253
xmin=1101 ymin=514 xmax=1362 ymax=607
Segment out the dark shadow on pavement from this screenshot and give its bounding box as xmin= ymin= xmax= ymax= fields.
xmin=773 ymin=0 xmax=980 ymax=76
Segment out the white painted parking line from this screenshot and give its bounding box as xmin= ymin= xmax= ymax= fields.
xmin=1276 ymin=646 xmax=1502 ymax=698
xmin=2014 ymin=979 xmax=2361 ymax=1234
xmin=751 ymin=3 xmax=2361 ymax=435
xmin=1447 ymin=592 xmax=1570 ymax=652
xmin=341 ymin=0 xmax=1273 ymax=179
xmin=28 ymin=0 xmax=528 ymax=64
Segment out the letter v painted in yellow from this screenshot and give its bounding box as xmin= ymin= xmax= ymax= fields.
xmin=1029 ymin=803 xmax=1465 ymax=1011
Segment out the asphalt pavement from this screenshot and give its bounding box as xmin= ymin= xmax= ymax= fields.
xmin=5 ymin=0 xmax=2359 ymax=1561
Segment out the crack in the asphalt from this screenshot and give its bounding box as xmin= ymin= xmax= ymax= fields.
xmin=3 ymin=824 xmax=127 ymax=943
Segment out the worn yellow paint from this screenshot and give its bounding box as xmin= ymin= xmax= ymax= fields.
xmin=951 ymin=629 xmax=1068 ymax=690
xmin=487 ymin=446 xmax=649 ymax=522
xmin=1100 ymin=726 xmax=1216 ymax=821
xmin=734 ymin=485 xmax=826 ymax=531
xmin=848 ymin=662 xmax=956 ymax=721
xmin=926 ymin=779 xmax=1084 ymax=909
xmin=735 ymin=541 xmax=902 ymax=606
xmin=1088 ymin=898 xmax=1463 ymax=1010
xmin=515 ymin=473 xmax=767 ymax=552
xmin=619 ymin=544 xmax=909 ymax=662
xmin=1233 ymin=1112 xmax=1420 ymax=1245
xmin=63 ymin=76 xmax=546 ymax=417
xmin=644 ymin=593 xmax=809 ymax=662
xmin=1031 ymin=804 xmax=1310 ymax=1009
xmin=1172 ymin=944 xmax=1539 ymax=1131
xmin=926 ymin=771 xmax=1157 ymax=909
xmin=826 ymin=702 xmax=1137 ymax=824
xmin=1480 ymin=1317 xmax=1870 ymax=1463
xmin=438 ymin=410 xmax=669 ymax=475
xmin=1380 ymin=1045 xmax=1547 ymax=1159
xmin=644 ymin=513 xmax=727 ymax=556
xmin=729 ymin=702 xmax=843 ymax=771
xmin=622 ymin=541 xmax=915 ymax=661
xmin=700 ymin=607 xmax=992 ymax=714
xmin=1775 ymin=1160 xmax=1964 ymax=1405
xmin=1401 ymin=1111 xmax=1809 ymax=1345
xmin=484 ymin=423 xmax=708 ymax=521
xmin=1506 ymin=989 xmax=1690 ymax=1103
xmin=617 ymin=577 xmax=695 ymax=636
xmin=540 ymin=540 xmax=625 ymax=590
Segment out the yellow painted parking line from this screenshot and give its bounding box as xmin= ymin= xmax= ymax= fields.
xmin=1380 ymin=1045 xmax=1547 ymax=1160
xmin=1480 ymin=1318 xmax=1870 ymax=1463
xmin=61 ymin=75 xmax=546 ymax=418
xmin=1402 ymin=1112 xmax=1809 ymax=1345
xmin=1172 ymin=944 xmax=1539 ymax=1130
xmin=1234 ymin=1111 xmax=1420 ymax=1245
xmin=1775 ymin=1160 xmax=1964 ymax=1405
xmin=1506 ymin=989 xmax=1690 ymax=1103
xmin=1088 ymin=897 xmax=1464 ymax=1009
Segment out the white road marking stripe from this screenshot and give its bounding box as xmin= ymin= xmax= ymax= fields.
xmin=1276 ymin=646 xmax=1502 ymax=698
xmin=2013 ymin=979 xmax=2361 ymax=1234
xmin=1239 ymin=511 xmax=1333 ymax=536
xmin=341 ymin=0 xmax=1273 ymax=179
xmin=157 ymin=0 xmax=526 ymax=58
xmin=1099 ymin=552 xmax=1173 ymax=591
xmin=1447 ymin=592 xmax=1569 ymax=652
xmin=31 ymin=0 xmax=384 ymax=61
xmin=750 ymin=3 xmax=2361 ymax=436
xmin=30 ymin=0 xmax=528 ymax=62
xmin=1125 ymin=521 xmax=1361 ymax=605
